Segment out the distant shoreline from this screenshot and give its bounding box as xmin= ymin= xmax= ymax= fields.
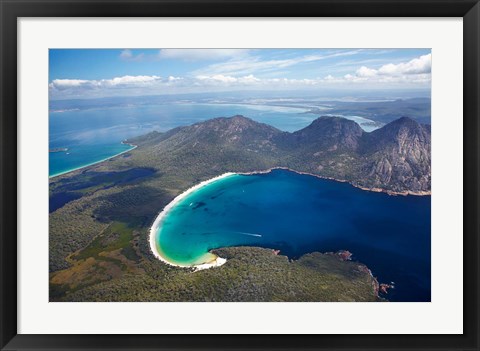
xmin=239 ymin=167 xmax=431 ymax=197
xmin=48 ymin=142 xmax=137 ymax=179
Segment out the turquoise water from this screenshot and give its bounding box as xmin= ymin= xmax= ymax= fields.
xmin=155 ymin=169 xmax=431 ymax=302
xmin=49 ymin=143 xmax=134 ymax=177
xmin=49 ymin=103 xmax=318 ymax=177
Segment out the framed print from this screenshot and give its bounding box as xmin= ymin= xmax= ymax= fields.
xmin=1 ymin=0 xmax=479 ymax=350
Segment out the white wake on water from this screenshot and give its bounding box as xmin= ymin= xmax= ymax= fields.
xmin=236 ymin=232 xmax=262 ymax=238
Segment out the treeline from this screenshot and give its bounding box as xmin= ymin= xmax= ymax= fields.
xmin=57 ymin=247 xmax=379 ymax=302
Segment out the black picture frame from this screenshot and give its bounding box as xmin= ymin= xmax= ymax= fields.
xmin=1 ymin=0 xmax=479 ymax=350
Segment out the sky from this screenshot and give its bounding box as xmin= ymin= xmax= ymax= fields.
xmin=49 ymin=49 xmax=431 ymax=100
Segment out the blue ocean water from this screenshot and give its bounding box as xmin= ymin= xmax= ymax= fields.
xmin=156 ymin=169 xmax=431 ymax=302
xmin=49 ymin=143 xmax=134 ymax=177
xmin=49 ymin=103 xmax=319 ymax=177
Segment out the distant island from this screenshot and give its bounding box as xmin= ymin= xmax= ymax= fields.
xmin=49 ymin=115 xmax=431 ymax=302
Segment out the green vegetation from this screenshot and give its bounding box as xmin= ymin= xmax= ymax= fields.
xmin=49 ymin=115 xmax=430 ymax=301
xmin=55 ymin=247 xmax=380 ymax=302
xmin=73 ymin=222 xmax=140 ymax=262
xmin=50 ymin=221 xmax=145 ymax=297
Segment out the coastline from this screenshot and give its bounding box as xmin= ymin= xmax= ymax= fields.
xmin=49 ymin=142 xmax=137 ymax=179
xmin=149 ymin=173 xmax=235 ymax=271
xmin=149 ymin=166 xmax=430 ymax=270
xmin=237 ymin=167 xmax=431 ymax=197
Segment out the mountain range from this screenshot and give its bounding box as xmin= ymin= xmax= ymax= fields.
xmin=127 ymin=115 xmax=431 ymax=194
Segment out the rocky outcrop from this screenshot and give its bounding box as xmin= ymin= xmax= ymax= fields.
xmin=357 ymin=117 xmax=431 ymax=192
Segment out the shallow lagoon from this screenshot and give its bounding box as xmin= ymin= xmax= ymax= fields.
xmin=155 ymin=169 xmax=431 ymax=302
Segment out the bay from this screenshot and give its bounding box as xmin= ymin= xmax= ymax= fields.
xmin=155 ymin=169 xmax=431 ymax=302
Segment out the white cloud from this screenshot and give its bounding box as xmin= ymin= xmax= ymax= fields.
xmin=196 ymin=74 xmax=264 ymax=85
xmin=119 ymin=49 xmax=145 ymax=62
xmin=49 ymin=79 xmax=91 ymax=89
xmin=158 ymin=49 xmax=250 ymax=61
xmin=318 ymin=53 xmax=433 ymax=85
xmin=378 ymin=54 xmax=431 ymax=75
xmin=238 ymin=74 xmax=260 ymax=84
xmin=356 ymin=66 xmax=378 ymax=77
xmin=49 ymin=53 xmax=431 ymax=99
xmin=196 ymin=74 xmax=239 ymax=83
xmin=168 ymin=76 xmax=183 ymax=82
xmin=49 ymin=75 xmax=162 ymax=92
xmin=120 ymin=49 xmax=133 ymax=59
xmin=193 ymin=50 xmax=363 ymax=77
xmin=354 ymin=54 xmax=431 ymax=78
xmin=107 ymin=75 xmax=160 ymax=85
xmin=195 ymin=74 xmax=321 ymax=87
xmin=118 ymin=49 xmax=250 ymax=62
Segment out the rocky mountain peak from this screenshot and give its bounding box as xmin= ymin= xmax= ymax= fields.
xmin=358 ymin=116 xmax=431 ymax=192
xmin=362 ymin=116 xmax=430 ymax=154
xmin=289 ymin=116 xmax=364 ymax=151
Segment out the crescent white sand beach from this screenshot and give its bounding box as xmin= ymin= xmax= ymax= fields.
xmin=149 ymin=173 xmax=235 ymax=271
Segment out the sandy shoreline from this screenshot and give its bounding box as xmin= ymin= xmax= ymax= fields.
xmin=49 ymin=141 xmax=137 ymax=179
xmin=148 ymin=173 xmax=234 ymax=271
